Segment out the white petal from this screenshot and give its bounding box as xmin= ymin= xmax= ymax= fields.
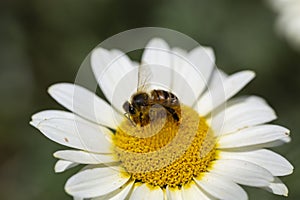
xmin=166 ymin=186 xmax=183 ymax=200
xmin=238 ymin=136 xmax=291 ymax=149
xmin=170 ymin=47 xmax=188 ymax=91
xmin=30 ymin=110 xmax=75 ymax=127
xmin=170 ymin=48 xmax=196 ymax=105
xmin=207 ymin=69 xmax=228 ymax=89
xmin=266 ymin=136 xmax=291 ymax=147
xmin=211 ymin=159 xmax=274 ymax=187
xmin=92 ymin=180 xmax=134 ymax=200
xmin=54 ymin=160 xmax=79 ymax=173
xmin=218 ymin=125 xmax=290 ymax=149
xmin=145 ymin=63 xmax=175 ymax=92
xmin=65 ymin=166 xmax=130 ymax=198
xmin=194 ymin=173 xmax=248 ymax=200
xmin=141 ymin=38 xmax=172 ymax=90
xmin=187 ymin=46 xmax=215 ymax=92
xmin=219 ymin=149 xmax=293 ymax=176
xmin=48 ymin=83 xmax=122 ymax=129
xmin=91 ymin=48 xmax=137 ymax=112
xmin=142 ymin=38 xmax=171 ymax=68
xmin=170 ymin=47 xmax=215 ymax=106
xmin=32 ymin=116 xmax=113 ymax=153
xmin=54 ymin=150 xmax=117 ymax=165
xmin=264 ymin=177 xmax=289 ymax=196
xmin=30 ymin=109 xmax=117 ymax=156
xmin=225 ymin=136 xmax=291 ymax=150
xmin=209 ymin=96 xmax=277 ymax=136
xmin=130 ymin=183 xmax=164 ymax=200
xmin=181 ymin=182 xmax=213 ymax=200
xmin=196 ymin=70 xmax=255 ymax=116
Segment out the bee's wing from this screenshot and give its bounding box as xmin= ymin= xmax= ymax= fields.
xmin=137 ymin=64 xmax=152 ymax=92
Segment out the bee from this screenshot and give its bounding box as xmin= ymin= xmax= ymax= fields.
xmin=123 ymin=65 xmax=181 ymax=127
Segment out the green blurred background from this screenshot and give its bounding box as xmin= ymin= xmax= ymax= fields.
xmin=0 ymin=0 xmax=299 ymax=199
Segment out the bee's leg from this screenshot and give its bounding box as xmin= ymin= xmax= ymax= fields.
xmin=124 ymin=113 xmax=136 ymax=126
xmin=164 ymin=106 xmax=180 ymax=122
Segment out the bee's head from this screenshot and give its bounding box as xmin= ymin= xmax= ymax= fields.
xmin=123 ymin=101 xmax=138 ymax=126
xmin=123 ymin=101 xmax=136 ymax=115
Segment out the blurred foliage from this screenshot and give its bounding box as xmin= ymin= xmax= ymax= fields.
xmin=0 ymin=0 xmax=299 ymax=199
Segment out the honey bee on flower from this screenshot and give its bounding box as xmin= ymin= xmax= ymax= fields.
xmin=31 ymin=37 xmax=293 ymax=200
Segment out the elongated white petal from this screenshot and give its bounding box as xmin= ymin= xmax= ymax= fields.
xmin=30 ymin=110 xmax=111 ymax=153
xmin=142 ymin=38 xmax=171 ymax=68
xmin=211 ymin=159 xmax=274 ymax=187
xmin=170 ymin=47 xmax=188 ymax=90
xmin=224 ymin=136 xmax=291 ymax=150
xmin=264 ymin=177 xmax=289 ymax=196
xmin=54 ymin=150 xmax=117 ymax=165
xmin=207 ymin=69 xmax=228 ymax=89
xmin=166 ymin=186 xmax=183 ymax=200
xmin=54 ymin=160 xmax=79 ymax=173
xmin=188 ymin=46 xmax=215 ymax=92
xmin=196 ymin=70 xmax=255 ymax=116
xmin=194 ymin=173 xmax=248 ymax=200
xmin=181 ymin=182 xmax=213 ymax=200
xmin=48 ymin=83 xmax=122 ymax=128
xmin=30 ymin=110 xmax=75 ymax=127
xmin=65 ymin=166 xmax=130 ymax=198
xmin=92 ymin=180 xmax=134 ymax=200
xmin=170 ymin=48 xmax=197 ymax=105
xmin=91 ymin=48 xmax=137 ymax=112
xmin=141 ymin=38 xmax=173 ymax=93
xmin=130 ymin=184 xmax=164 ymax=200
xmin=218 ymin=125 xmax=290 ymax=149
xmin=266 ymin=136 xmax=291 ymax=147
xmin=209 ymin=96 xmax=277 ymax=136
xmin=219 ymin=149 xmax=293 ymax=176
xmin=170 ymin=47 xmax=215 ymax=106
xmin=143 ymin=64 xmax=174 ymax=94
xmin=189 ymin=46 xmax=215 ymax=78
xmin=33 ymin=117 xmax=113 ymax=153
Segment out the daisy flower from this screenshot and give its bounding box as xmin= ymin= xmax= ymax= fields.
xmin=30 ymin=38 xmax=293 ymax=200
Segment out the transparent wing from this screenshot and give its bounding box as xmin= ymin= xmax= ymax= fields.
xmin=137 ymin=64 xmax=152 ymax=92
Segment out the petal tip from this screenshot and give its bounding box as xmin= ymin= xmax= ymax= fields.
xmin=53 ymin=152 xmax=59 ymax=158
xmin=47 ymin=83 xmax=59 ymax=95
xmin=145 ymin=38 xmax=169 ymax=50
xmin=148 ymin=37 xmax=167 ymax=44
xmin=47 ymin=83 xmax=72 ymax=96
xmin=29 ymin=120 xmax=38 ymax=127
xmin=245 ymin=70 xmax=256 ymax=79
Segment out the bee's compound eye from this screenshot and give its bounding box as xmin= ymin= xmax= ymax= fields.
xmin=129 ymin=105 xmax=136 ymax=114
xmin=123 ymin=101 xmax=130 ymax=112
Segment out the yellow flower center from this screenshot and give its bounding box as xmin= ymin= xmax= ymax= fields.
xmin=113 ymin=105 xmax=217 ymax=188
